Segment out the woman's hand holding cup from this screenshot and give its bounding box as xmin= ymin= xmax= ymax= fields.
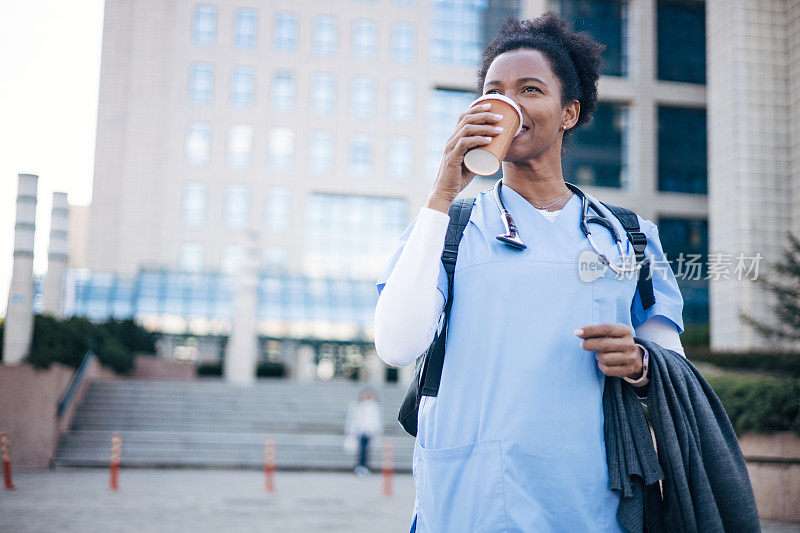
xmin=426 ymin=103 xmax=506 ymax=214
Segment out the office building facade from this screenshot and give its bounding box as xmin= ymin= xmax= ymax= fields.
xmin=71 ymin=0 xmax=735 ymax=373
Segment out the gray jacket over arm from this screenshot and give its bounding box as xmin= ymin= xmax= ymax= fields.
xmin=604 ymin=338 xmax=760 ymax=533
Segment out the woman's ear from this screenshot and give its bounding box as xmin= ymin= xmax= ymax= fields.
xmin=563 ymin=100 xmax=581 ymax=130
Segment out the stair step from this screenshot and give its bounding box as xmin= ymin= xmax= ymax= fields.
xmin=56 ymin=379 xmax=414 ymax=470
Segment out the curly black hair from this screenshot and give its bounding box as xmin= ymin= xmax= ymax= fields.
xmin=476 ymin=11 xmax=606 ymax=150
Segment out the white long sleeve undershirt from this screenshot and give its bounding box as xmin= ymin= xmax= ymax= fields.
xmin=374 ymin=207 xmax=686 ymax=369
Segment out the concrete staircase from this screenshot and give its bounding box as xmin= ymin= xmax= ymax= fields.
xmin=53 ymin=379 xmax=415 ymax=471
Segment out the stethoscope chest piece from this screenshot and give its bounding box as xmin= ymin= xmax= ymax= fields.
xmin=496 ymin=211 xmax=527 ymax=249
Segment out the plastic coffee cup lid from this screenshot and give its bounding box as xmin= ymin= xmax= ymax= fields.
xmin=470 ymin=94 xmax=524 ymax=136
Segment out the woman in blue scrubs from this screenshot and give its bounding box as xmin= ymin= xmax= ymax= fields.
xmin=375 ymin=12 xmax=685 ymax=533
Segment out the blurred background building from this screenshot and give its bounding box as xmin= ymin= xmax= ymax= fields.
xmin=32 ymin=0 xmax=797 ymax=378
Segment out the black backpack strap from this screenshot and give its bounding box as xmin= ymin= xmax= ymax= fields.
xmin=599 ymin=201 xmax=656 ymax=311
xmin=420 ymin=197 xmax=474 ymax=396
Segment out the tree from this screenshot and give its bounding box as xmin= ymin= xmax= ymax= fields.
xmin=740 ymin=232 xmax=800 ymax=342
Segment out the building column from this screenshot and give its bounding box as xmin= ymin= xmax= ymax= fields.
xmin=224 ymin=230 xmax=259 ymax=385
xmin=364 ymin=347 xmax=385 ymax=385
xmin=43 ymin=192 xmax=69 ymax=317
xmin=707 ymin=0 xmax=796 ymax=349
xmin=3 ymin=174 xmax=38 ymax=365
xmin=399 ymin=361 xmax=416 ymax=385
xmin=293 ymin=344 xmax=316 ymax=382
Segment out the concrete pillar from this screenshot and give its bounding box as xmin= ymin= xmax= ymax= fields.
xmin=364 ymin=348 xmax=384 ymax=385
xmin=3 ymin=174 xmax=38 ymax=365
xmin=43 ymin=192 xmax=69 ymax=317
xmin=707 ymin=0 xmax=797 ymax=349
xmin=293 ymin=344 xmax=316 ymax=382
xmin=399 ymin=360 xmax=416 ymax=385
xmin=223 ymin=230 xmax=259 ymax=385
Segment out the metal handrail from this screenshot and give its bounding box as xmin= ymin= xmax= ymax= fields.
xmin=57 ymin=350 xmax=96 ymax=417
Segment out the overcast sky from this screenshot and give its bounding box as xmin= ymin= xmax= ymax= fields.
xmin=0 ymin=0 xmax=104 ymax=315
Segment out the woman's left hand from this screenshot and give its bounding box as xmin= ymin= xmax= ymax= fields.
xmin=574 ymin=323 xmax=644 ymax=379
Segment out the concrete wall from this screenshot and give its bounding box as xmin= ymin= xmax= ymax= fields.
xmin=741 ymin=432 xmax=800 ymax=523
xmin=131 ymin=355 xmax=195 ymax=380
xmin=0 ymin=361 xmax=114 ymax=467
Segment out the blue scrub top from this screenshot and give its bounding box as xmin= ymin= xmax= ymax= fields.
xmin=377 ymin=184 xmax=684 ymax=533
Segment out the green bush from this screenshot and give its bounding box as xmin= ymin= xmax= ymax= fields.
xmin=688 ymin=347 xmax=800 ymax=377
xmin=680 ymin=324 xmax=710 ymax=347
xmin=706 ymin=374 xmax=800 ymax=436
xmin=25 ymin=315 xmax=156 ymax=374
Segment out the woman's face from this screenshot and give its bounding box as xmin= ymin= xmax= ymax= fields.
xmin=481 ymin=48 xmax=577 ymax=162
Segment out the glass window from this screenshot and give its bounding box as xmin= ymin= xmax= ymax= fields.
xmin=657 ymin=0 xmax=706 ymax=84
xmin=224 ymin=184 xmax=250 ymax=230
xmin=179 ymin=243 xmax=205 ymax=272
xmin=182 ymin=181 xmax=207 ymax=227
xmin=554 ymin=0 xmax=628 ymax=77
xmin=351 ymin=19 xmax=377 ymax=60
xmin=350 ymin=76 xmax=376 ymax=117
xmin=111 ymin=278 xmax=135 ymax=319
xmin=263 ymin=248 xmax=288 ymax=275
xmin=185 ymin=121 xmax=210 ymax=166
xmin=349 ymin=134 xmax=373 ymax=176
xmin=192 ymin=4 xmax=217 ymax=46
xmin=274 ymin=12 xmax=298 ymax=52
xmin=234 ymin=8 xmax=258 ymax=49
xmin=388 ymin=137 xmax=413 ymax=180
xmin=562 ymin=102 xmax=629 ymax=189
xmin=657 ymin=216 xmax=709 ymax=325
xmin=265 ymin=187 xmax=291 ymax=232
xmin=188 ymin=63 xmax=214 ymax=104
xmin=308 ymin=130 xmax=334 ymax=174
xmin=227 ymin=124 xmax=253 ymax=168
xmin=394 ymin=0 xmax=415 ymax=4
xmin=391 ymin=22 xmax=416 ymax=63
xmin=427 ymin=89 xmax=476 ymax=179
xmin=388 ymin=79 xmax=415 ymax=121
xmin=220 ymin=245 xmax=245 ymax=274
xmin=309 ymin=73 xmax=336 ymax=115
xmin=658 ymin=106 xmax=707 ymax=194
xmin=313 ymin=15 xmax=338 ymax=56
xmin=268 ymin=127 xmax=294 ymax=171
xmin=431 ymin=0 xmax=488 ymax=66
xmin=230 ymin=66 xmax=255 ymax=108
xmin=271 ymin=71 xmax=296 ymax=111
xmin=304 ymin=194 xmax=407 ymax=279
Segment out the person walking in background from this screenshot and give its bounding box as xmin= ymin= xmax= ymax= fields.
xmin=344 ymin=388 xmax=382 ymax=476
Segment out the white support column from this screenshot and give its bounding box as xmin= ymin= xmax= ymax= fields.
xmin=3 ymin=174 xmax=39 ymax=365
xmin=399 ymin=361 xmax=416 ymax=386
xmin=293 ymin=344 xmax=317 ymax=382
xmin=364 ymin=347 xmax=385 ymax=385
xmin=223 ymin=229 xmax=259 ymax=385
xmin=43 ymin=192 xmax=69 ymax=317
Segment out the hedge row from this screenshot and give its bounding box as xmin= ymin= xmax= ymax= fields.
xmin=24 ymin=315 xmax=156 ymax=374
xmin=706 ymin=374 xmax=800 ymax=436
xmin=197 ymin=361 xmax=286 ymax=378
xmin=688 ymin=347 xmax=800 ymax=377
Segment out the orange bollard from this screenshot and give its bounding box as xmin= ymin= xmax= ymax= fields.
xmin=1 ymin=433 xmax=15 ymax=490
xmin=109 ymin=433 xmax=121 ymax=491
xmin=382 ymin=440 xmax=394 ymax=497
xmin=264 ymin=437 xmax=276 ymax=493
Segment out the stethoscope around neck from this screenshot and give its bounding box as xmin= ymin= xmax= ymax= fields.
xmin=492 ymin=178 xmax=645 ymax=275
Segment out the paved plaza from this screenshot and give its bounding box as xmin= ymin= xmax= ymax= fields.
xmin=1 ymin=467 xmax=798 ymax=532
xmin=0 ymin=468 xmax=416 ymax=532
